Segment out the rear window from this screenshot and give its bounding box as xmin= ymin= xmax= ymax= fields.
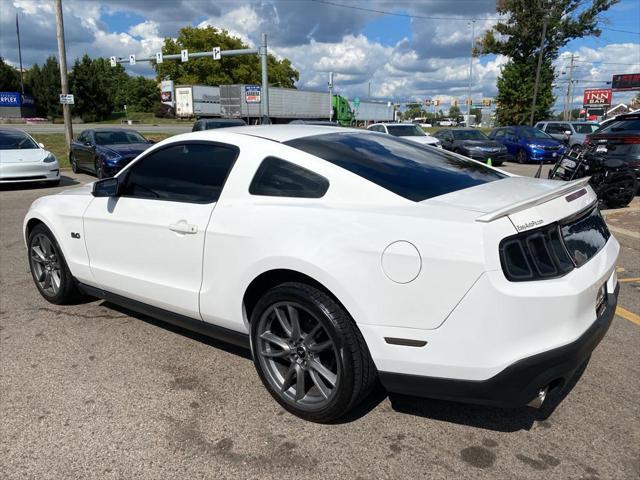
xmin=572 ymin=123 xmax=599 ymax=134
xmin=284 ymin=132 xmax=506 ymax=202
xmin=596 ymin=117 xmax=640 ymax=134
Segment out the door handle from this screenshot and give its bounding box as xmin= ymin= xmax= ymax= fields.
xmin=169 ymin=221 xmax=198 ymax=234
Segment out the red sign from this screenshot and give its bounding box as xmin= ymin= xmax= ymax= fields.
xmin=611 ymin=73 xmax=640 ymax=91
xmin=583 ymin=88 xmax=612 ymax=107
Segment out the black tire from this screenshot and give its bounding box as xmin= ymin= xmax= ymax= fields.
xmin=70 ymin=153 xmax=79 ymax=173
xmin=517 ymin=149 xmax=528 ymax=164
xmin=250 ymin=282 xmax=376 ymax=423
xmin=95 ymin=159 xmax=104 ymax=179
xmin=27 ymin=223 xmax=80 ymax=305
xmin=604 ymin=173 xmax=638 ymax=209
xmin=493 ymin=160 xmax=504 ymax=166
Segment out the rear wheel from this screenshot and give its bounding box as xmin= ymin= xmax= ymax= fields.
xmin=517 ymin=149 xmax=528 ymax=164
xmin=28 ymin=224 xmax=80 ymax=304
xmin=603 ymin=173 xmax=638 ymax=209
xmin=250 ymin=282 xmax=376 ymax=423
xmin=95 ymin=159 xmax=105 ymax=179
xmin=70 ymin=154 xmax=78 ymax=173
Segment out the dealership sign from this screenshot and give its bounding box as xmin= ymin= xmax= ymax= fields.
xmin=611 ymin=73 xmax=640 ymax=91
xmin=583 ymin=89 xmax=612 ymax=107
xmin=244 ymin=85 xmax=261 ymax=103
xmin=0 ymin=92 xmax=21 ymax=107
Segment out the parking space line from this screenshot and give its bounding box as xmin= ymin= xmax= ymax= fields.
xmin=616 ymin=307 xmax=640 ymax=326
xmin=618 ymin=277 xmax=640 ymax=283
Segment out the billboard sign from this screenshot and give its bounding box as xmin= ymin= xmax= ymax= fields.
xmin=244 ymin=85 xmax=261 ymax=103
xmin=611 ymin=73 xmax=640 ymax=91
xmin=0 ymin=92 xmax=21 ymax=107
xmin=583 ymin=88 xmax=612 ymax=107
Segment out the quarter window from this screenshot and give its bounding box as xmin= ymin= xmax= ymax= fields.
xmin=249 ymin=157 xmax=329 ymax=198
xmin=121 ymin=142 xmax=238 ymax=203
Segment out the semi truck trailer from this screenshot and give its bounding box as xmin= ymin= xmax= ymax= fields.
xmin=174 ymin=85 xmax=221 ymax=118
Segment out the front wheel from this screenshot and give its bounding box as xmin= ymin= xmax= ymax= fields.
xmin=28 ymin=224 xmax=80 ymax=304
xmin=70 ymin=153 xmax=78 ymax=173
xmin=517 ymin=149 xmax=528 ymax=164
xmin=250 ymin=282 xmax=376 ymax=423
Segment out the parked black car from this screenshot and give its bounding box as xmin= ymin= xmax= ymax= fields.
xmin=70 ymin=128 xmax=153 ymax=178
xmin=192 ymin=118 xmax=247 ymax=131
xmin=585 ymin=113 xmax=640 ymax=192
xmin=432 ymin=128 xmax=510 ymax=166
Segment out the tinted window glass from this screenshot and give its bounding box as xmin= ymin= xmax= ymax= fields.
xmin=386 ymin=125 xmax=426 ymax=137
xmin=95 ymin=130 xmax=147 ymax=145
xmin=284 ymin=133 xmax=506 ymax=202
xmin=0 ymin=130 xmax=38 ymax=150
xmin=518 ymin=127 xmax=552 ymax=139
xmin=597 ymin=117 xmax=640 ymax=134
xmin=122 ymin=142 xmax=237 ymax=203
xmin=250 ymin=157 xmax=329 ymax=198
xmin=572 ymin=123 xmax=599 ymax=134
xmin=492 ymin=129 xmax=504 ymax=139
xmin=452 ymin=130 xmax=489 ymax=140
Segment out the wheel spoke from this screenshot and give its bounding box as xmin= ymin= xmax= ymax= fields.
xmin=309 ymin=370 xmax=331 ymax=399
xmin=281 ymin=364 xmax=296 ymax=392
xmin=305 ymin=323 xmax=322 ymax=342
xmin=260 ymin=331 xmax=291 ymax=353
xmin=260 ymin=348 xmax=290 ymax=358
xmin=308 ymin=340 xmax=332 ymax=354
xmin=294 ymin=364 xmax=306 ymax=401
xmin=50 ymin=270 xmax=61 ymax=292
xmin=31 ymin=246 xmax=46 ymax=263
xmin=273 ymin=306 xmax=293 ymax=337
xmin=42 ymin=271 xmax=52 ymax=290
xmin=310 ymin=359 xmax=337 ymax=387
xmin=287 ymin=305 xmax=302 ymax=341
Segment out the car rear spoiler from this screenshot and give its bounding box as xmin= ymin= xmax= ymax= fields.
xmin=475 ymin=178 xmax=591 ymax=223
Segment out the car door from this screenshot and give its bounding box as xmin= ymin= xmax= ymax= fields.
xmin=83 ymin=141 xmax=238 ymax=319
xmin=440 ymin=131 xmax=454 ymax=150
xmin=503 ymin=129 xmax=519 ymax=155
xmin=74 ymin=131 xmax=90 ymax=169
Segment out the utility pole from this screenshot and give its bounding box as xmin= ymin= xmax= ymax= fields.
xmin=467 ymin=20 xmax=476 ymax=119
xmin=15 ymin=14 xmax=24 ymax=95
xmin=563 ymin=54 xmax=577 ymax=120
xmin=328 ymin=72 xmax=334 ymax=122
xmin=54 ymin=0 xmax=73 ymax=148
xmin=260 ymin=33 xmax=270 ymax=124
xmin=530 ymin=12 xmax=548 ymax=126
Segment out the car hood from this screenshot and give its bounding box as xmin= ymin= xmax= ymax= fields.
xmin=99 ymin=143 xmax=150 ymax=157
xmin=0 ymin=148 xmax=47 ymax=164
xmin=58 ymin=183 xmax=94 ymax=196
xmin=458 ymin=140 xmax=503 ymax=149
xmin=403 ymin=136 xmax=440 ymax=145
xmin=524 ymin=138 xmax=560 ymax=147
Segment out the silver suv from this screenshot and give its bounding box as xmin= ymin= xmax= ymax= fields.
xmin=534 ymin=121 xmax=600 ymax=151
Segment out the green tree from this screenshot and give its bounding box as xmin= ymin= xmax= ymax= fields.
xmin=402 ymin=105 xmax=426 ymax=120
xmin=471 ymin=107 xmax=482 ymax=124
xmin=69 ymin=55 xmax=128 ymax=121
xmin=155 ymin=26 xmax=299 ymax=87
xmin=118 ymin=76 xmax=159 ymax=112
xmin=0 ymin=57 xmax=22 ymax=91
xmin=25 ymin=56 xmax=61 ymax=119
xmin=481 ymin=0 xmax=617 ymax=126
xmin=448 ymin=105 xmax=461 ymax=118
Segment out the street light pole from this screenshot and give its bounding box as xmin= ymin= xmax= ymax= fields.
xmin=467 ymin=20 xmax=476 ymax=119
xmin=530 ymin=11 xmax=548 ymax=126
xmin=54 ymin=0 xmax=73 ymax=148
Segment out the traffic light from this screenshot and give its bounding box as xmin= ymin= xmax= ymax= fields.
xmin=452 ymin=99 xmax=459 ymax=107
xmin=465 ymin=98 xmax=473 ymax=106
xmin=482 ymin=98 xmax=492 ymax=107
xmin=424 ymin=98 xmax=432 ymax=106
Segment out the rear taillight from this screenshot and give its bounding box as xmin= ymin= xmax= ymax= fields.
xmin=500 ymin=224 xmax=574 ymax=281
xmin=621 ymin=137 xmax=640 ymax=144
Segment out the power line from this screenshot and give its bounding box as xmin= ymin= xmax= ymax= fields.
xmin=572 ymin=60 xmax=640 ymax=66
xmin=310 ymin=0 xmax=640 ymax=34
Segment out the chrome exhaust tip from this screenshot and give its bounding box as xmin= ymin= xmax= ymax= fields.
xmin=528 ymin=387 xmax=548 ymax=409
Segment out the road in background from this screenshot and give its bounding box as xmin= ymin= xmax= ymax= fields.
xmin=1 ymin=123 xmax=193 ymax=134
xmin=1 ymin=169 xmax=638 ymax=479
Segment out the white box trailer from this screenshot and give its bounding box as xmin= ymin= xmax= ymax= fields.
xmin=220 ymin=84 xmax=331 ymax=122
xmin=350 ymin=100 xmax=394 ymax=122
xmin=174 ymin=85 xmax=221 ymax=118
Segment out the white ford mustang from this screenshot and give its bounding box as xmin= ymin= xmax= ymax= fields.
xmin=24 ymin=125 xmax=619 ymax=422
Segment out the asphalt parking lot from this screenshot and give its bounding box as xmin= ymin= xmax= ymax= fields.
xmin=1 ymin=167 xmax=639 ymax=479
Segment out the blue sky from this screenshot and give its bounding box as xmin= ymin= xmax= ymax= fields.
xmin=1 ymin=0 xmax=639 ymax=111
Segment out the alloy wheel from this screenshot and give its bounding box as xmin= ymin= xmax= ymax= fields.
xmin=256 ymin=302 xmax=340 ymax=409
xmin=30 ymin=233 xmax=62 ymax=297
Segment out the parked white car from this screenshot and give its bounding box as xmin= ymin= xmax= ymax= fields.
xmin=367 ymin=122 xmax=441 ymax=147
xmin=0 ymin=128 xmax=60 ymax=185
xmin=24 ymin=126 xmax=619 ymax=422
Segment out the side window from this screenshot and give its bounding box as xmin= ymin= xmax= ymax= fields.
xmin=493 ymin=129 xmax=504 ymax=139
xmin=121 ymin=142 xmax=238 ymax=203
xmin=535 ymin=123 xmax=544 ymax=130
xmin=249 ymin=156 xmax=329 ymax=198
xmin=545 ymin=124 xmax=560 ymax=134
xmin=505 ymin=130 xmax=517 ymax=141
xmin=77 ymin=131 xmax=87 ymax=143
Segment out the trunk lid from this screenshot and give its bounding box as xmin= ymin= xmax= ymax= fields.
xmin=427 ymin=176 xmax=596 ymax=230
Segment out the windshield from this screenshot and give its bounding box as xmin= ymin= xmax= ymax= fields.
xmin=519 ymin=127 xmax=552 ymax=139
xmin=596 ymin=118 xmax=640 ymax=134
xmin=386 ymin=125 xmax=426 ymax=137
xmin=94 ymin=130 xmax=147 ymax=145
xmin=0 ymin=130 xmax=39 ymax=150
xmin=572 ymin=123 xmax=599 ymax=134
xmin=452 ymin=130 xmax=489 ymax=141
xmin=284 ymin=132 xmax=506 ymax=202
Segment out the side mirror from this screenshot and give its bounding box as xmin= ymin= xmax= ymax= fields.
xmin=38 ymin=142 xmax=45 ymax=149
xmin=84 ymin=141 xmax=93 ymax=147
xmin=148 ymin=139 xmax=156 ymax=144
xmin=92 ymin=177 xmax=120 ymax=197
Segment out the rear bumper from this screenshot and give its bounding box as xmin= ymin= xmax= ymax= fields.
xmin=379 ymin=283 xmax=619 ymax=407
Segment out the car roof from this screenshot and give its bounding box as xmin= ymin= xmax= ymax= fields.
xmin=193 ymin=124 xmax=361 ymax=143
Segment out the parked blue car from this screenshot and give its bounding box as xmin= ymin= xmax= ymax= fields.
xmin=488 ymin=125 xmax=565 ymax=163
